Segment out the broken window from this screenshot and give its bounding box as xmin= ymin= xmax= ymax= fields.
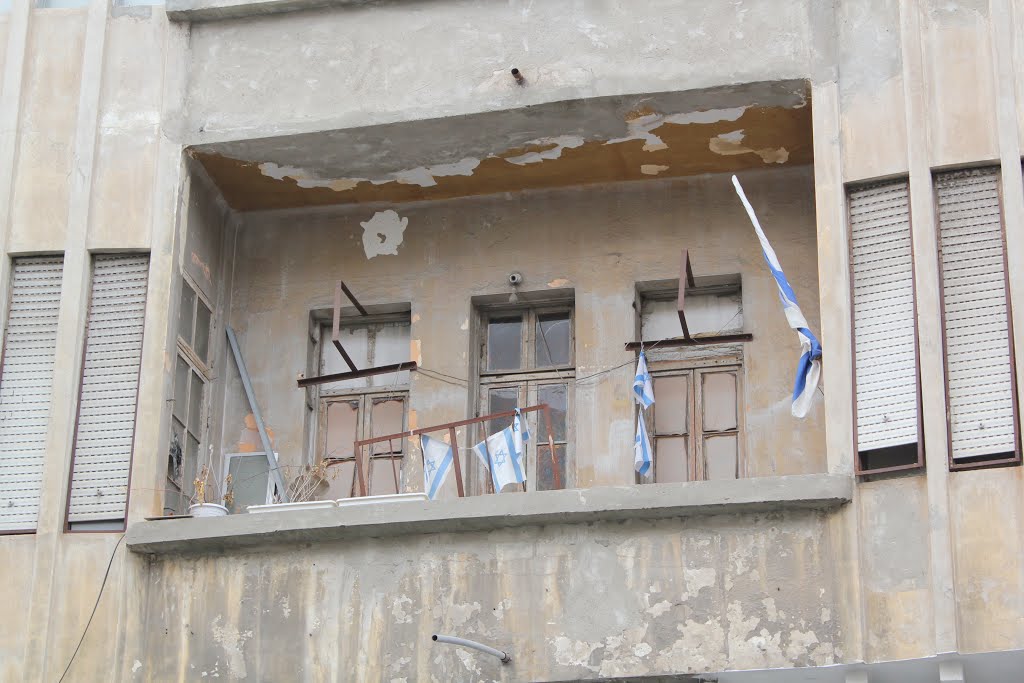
xmin=639 ymin=285 xmax=743 ymax=483
xmin=477 ymin=304 xmax=574 ymax=492
xmin=165 ymin=276 xmax=213 ymax=515
xmin=316 ymin=316 xmax=411 ymax=498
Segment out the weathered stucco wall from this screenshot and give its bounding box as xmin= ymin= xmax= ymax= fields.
xmin=140 ymin=510 xmax=841 ymax=681
xmin=221 ymin=166 xmax=825 ymax=491
xmin=1 ymin=1 xmax=1024 ymax=681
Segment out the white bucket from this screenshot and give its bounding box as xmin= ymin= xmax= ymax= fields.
xmin=189 ymin=503 xmax=228 ymax=518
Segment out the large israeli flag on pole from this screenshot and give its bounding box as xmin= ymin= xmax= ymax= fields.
xmin=732 ymin=175 xmax=822 ymax=418
xmin=420 ymin=434 xmax=453 ymax=500
xmin=633 ymin=352 xmax=655 ymax=408
xmin=634 ymin=411 xmax=653 ymax=475
xmin=473 ymin=421 xmax=527 ymax=492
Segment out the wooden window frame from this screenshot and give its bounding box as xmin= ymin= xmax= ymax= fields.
xmin=846 ymin=177 xmax=926 ymax=476
xmin=933 ymin=166 xmax=1022 ymax=472
xmin=474 ymin=303 xmax=575 ymax=493
xmin=642 ymin=361 xmax=745 ymax=483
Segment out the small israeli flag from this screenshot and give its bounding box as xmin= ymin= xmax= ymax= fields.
xmin=633 ymin=352 xmax=655 ymax=408
xmin=732 ymin=175 xmax=822 ymax=418
xmin=512 ymin=408 xmax=530 ymax=457
xmin=420 ymin=434 xmax=453 ymax=500
xmin=473 ymin=421 xmax=527 ymax=492
xmin=634 ymin=411 xmax=653 ymax=476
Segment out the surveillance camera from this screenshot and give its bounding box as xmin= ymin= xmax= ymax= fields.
xmin=508 ymin=272 xmax=524 ymax=286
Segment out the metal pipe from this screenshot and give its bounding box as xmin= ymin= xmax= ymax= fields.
xmin=431 ymin=634 xmax=511 ymax=664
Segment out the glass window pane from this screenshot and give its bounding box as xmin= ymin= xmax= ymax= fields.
xmin=227 ymin=455 xmax=269 ymax=514
xmin=686 ymin=291 xmax=743 ymax=335
xmin=371 ymin=322 xmax=412 ymax=386
xmin=370 ymin=458 xmax=400 ymax=496
xmin=704 ymin=434 xmax=738 ymax=480
xmin=371 ymin=398 xmax=406 ymax=454
xmin=324 ymin=460 xmax=356 ymax=500
xmin=178 ymin=281 xmax=195 ymax=346
xmin=487 ymin=386 xmax=519 ymax=435
xmin=655 ymin=436 xmax=689 ymax=483
xmin=168 ymin=418 xmax=186 ymax=487
xmin=194 ymin=299 xmax=212 ymax=364
xmin=537 ymin=444 xmax=567 ymax=491
xmin=537 ymin=384 xmax=568 ymax=441
xmin=173 ymin=356 xmax=189 ymax=422
xmin=653 ymin=375 xmax=688 ymax=434
xmin=184 ymin=434 xmax=200 ymax=498
xmin=487 ymin=316 xmax=522 ymax=370
xmin=535 ymin=312 xmax=571 ymax=367
xmin=187 ymin=370 xmax=204 ymax=436
xmin=321 ymin=326 xmax=370 ymax=390
xmin=702 ymin=372 xmax=738 ymax=432
xmin=324 ymin=400 xmax=358 ymax=460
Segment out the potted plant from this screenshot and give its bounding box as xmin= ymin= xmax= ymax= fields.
xmin=189 ymin=464 xmax=233 ymax=518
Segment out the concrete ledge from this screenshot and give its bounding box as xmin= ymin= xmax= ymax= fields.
xmin=126 ymin=473 xmax=851 ymax=555
xmin=166 ymin=0 xmax=375 ymax=22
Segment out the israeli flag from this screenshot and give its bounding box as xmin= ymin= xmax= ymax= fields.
xmin=420 ymin=434 xmax=453 ymax=500
xmin=732 ymin=175 xmax=822 ymax=418
xmin=473 ymin=421 xmax=527 ymax=493
xmin=634 ymin=411 xmax=653 ymax=476
xmin=633 ymin=352 xmax=655 ymax=408
xmin=512 ymin=408 xmax=530 ymax=457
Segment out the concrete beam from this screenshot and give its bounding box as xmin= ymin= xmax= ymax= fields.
xmin=165 ymin=0 xmax=373 ymax=22
xmin=126 ymin=473 xmax=851 ymax=555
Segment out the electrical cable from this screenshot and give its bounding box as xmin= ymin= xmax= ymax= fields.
xmin=57 ymin=534 xmax=125 ymax=683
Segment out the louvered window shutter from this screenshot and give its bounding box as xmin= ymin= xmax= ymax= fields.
xmin=849 ymin=180 xmax=920 ymax=453
xmin=0 ymin=256 xmax=64 ymax=532
xmin=936 ymin=168 xmax=1018 ymax=461
xmin=67 ymin=254 xmax=149 ymax=523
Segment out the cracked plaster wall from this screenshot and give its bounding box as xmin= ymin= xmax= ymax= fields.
xmin=140 ymin=510 xmax=841 ymax=681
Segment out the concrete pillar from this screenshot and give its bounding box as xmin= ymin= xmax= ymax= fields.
xmin=22 ymin=1 xmax=110 ymax=679
xmin=898 ymin=0 xmax=959 ymax=656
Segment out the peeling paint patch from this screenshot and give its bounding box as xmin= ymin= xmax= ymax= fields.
xmin=409 ymin=339 xmax=422 ymax=365
xmin=210 ymin=615 xmax=254 ymax=679
xmin=552 ymin=636 xmax=603 ymax=668
xmin=393 ymin=158 xmax=480 ymax=187
xmin=503 ymin=136 xmax=585 ymax=165
xmin=647 ymin=600 xmax=672 ymax=617
xmin=132 ymin=660 xmax=142 ymax=674
xmin=607 ymin=107 xmax=750 ymax=151
xmin=259 ymin=162 xmax=363 ymax=191
xmin=682 ymin=566 xmax=716 ymax=600
xmin=641 ymin=164 xmax=670 ymax=176
xmin=190 ymin=252 xmax=212 ymax=284
xmin=547 ymin=278 xmax=570 ymax=288
xmin=391 ymin=595 xmax=413 ymax=624
xmin=361 ymin=210 xmax=408 ymax=258
xmin=709 ymin=131 xmax=790 ymax=164
xmin=459 ymin=318 xmax=469 ymax=331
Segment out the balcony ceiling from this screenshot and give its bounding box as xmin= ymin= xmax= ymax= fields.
xmin=191 ymin=79 xmax=812 ymax=211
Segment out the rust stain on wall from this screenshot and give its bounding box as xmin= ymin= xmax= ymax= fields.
xmin=193 ymin=105 xmax=812 ymax=211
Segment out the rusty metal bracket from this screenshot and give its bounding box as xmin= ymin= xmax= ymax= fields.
xmin=297 ymin=280 xmax=418 ymax=388
xmin=626 ymin=249 xmax=753 ymax=351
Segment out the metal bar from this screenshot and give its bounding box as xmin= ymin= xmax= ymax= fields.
xmin=624 ymin=334 xmax=753 ymax=351
xmin=449 ymin=427 xmax=465 ymax=497
xmin=389 ymin=439 xmax=399 ymax=493
xmin=332 ymin=338 xmax=359 ymax=372
xmin=677 ymin=249 xmax=694 ymax=341
xmin=339 ymin=280 xmax=369 ymax=316
xmin=431 ymin=635 xmax=510 ymax=664
xmin=354 ymin=404 xmax=551 ymax=446
xmin=297 ymin=361 xmax=417 ymax=388
xmin=354 ymin=441 xmax=368 ymax=496
xmin=543 ymin=405 xmax=560 ymax=490
xmin=226 ymin=327 xmax=289 ymax=503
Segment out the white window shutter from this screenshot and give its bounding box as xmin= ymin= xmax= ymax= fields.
xmin=67 ymin=254 xmax=149 ymax=522
xmin=936 ymin=168 xmax=1017 ymax=460
xmin=849 ymin=180 xmax=920 ymax=452
xmin=0 ymin=256 xmax=64 ymax=532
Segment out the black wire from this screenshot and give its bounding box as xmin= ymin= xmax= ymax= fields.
xmin=57 ymin=534 xmax=125 ymax=683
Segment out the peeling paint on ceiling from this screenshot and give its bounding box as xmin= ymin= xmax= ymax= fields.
xmin=191 ymin=81 xmax=812 ymax=211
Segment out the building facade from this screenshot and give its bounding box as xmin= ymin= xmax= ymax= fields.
xmin=0 ymin=0 xmax=1023 ymax=681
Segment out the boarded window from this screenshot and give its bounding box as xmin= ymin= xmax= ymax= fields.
xmin=641 ymin=285 xmax=743 ymax=342
xmin=848 ymin=179 xmax=922 ymax=473
xmin=67 ymin=254 xmax=149 ymax=527
xmin=936 ymin=167 xmax=1019 ymax=466
xmin=646 ymin=367 xmax=741 ymax=483
xmin=0 ymin=256 xmax=64 ymax=532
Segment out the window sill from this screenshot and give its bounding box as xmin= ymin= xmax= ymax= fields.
xmin=125 ymin=473 xmax=851 ymax=555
